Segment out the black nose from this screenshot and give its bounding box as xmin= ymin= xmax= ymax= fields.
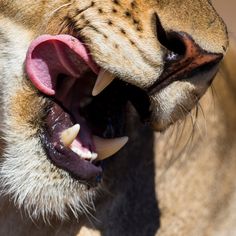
xmin=148 ymin=16 xmax=223 ymax=95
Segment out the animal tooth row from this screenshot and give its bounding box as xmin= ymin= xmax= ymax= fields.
xmin=60 ymin=124 xmax=80 ymax=147
xmin=60 ymin=125 xmax=128 ymax=161
xmin=71 ymin=146 xmax=98 ymax=161
xmin=92 ymin=69 xmax=115 ymax=96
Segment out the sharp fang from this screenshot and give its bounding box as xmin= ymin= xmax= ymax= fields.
xmin=93 ymin=136 xmax=129 ymax=160
xmin=92 ymin=69 xmax=115 ymax=96
xmin=61 ymin=124 xmax=80 ymax=147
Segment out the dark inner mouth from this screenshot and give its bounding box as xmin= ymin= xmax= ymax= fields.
xmin=25 ymin=35 xmax=150 ymax=185
xmin=41 ymin=71 xmax=150 ymax=184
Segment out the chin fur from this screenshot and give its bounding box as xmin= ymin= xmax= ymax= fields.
xmin=150 ymin=81 xmax=201 ymax=131
xmin=0 ymin=130 xmax=98 ymax=221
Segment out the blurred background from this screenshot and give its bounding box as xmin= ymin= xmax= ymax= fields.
xmin=214 ymin=0 xmax=236 ymax=39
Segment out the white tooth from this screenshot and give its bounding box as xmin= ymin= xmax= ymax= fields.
xmin=91 ymin=153 xmax=98 ymax=162
xmin=71 ymin=146 xmax=85 ymax=158
xmin=84 ymin=151 xmax=92 ymax=159
xmin=93 ymin=136 xmax=129 ymax=160
xmin=92 ymin=69 xmax=115 ymax=96
xmin=71 ymin=146 xmax=98 ymax=162
xmin=71 ymin=146 xmax=80 ymax=154
xmin=60 ymin=124 xmax=80 ymax=147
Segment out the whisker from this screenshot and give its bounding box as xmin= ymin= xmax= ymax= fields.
xmin=163 ymin=103 xmax=201 ymax=172
xmin=38 ymin=2 xmax=73 ymax=33
xmin=48 ymin=2 xmax=73 ymax=18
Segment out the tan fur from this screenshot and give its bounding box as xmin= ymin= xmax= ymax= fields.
xmin=0 ymin=0 xmax=235 ymax=235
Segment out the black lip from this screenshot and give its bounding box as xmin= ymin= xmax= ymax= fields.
xmin=41 ymin=102 xmax=102 ymax=185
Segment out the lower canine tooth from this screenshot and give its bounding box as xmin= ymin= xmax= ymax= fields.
xmin=92 ymin=69 xmax=115 ymax=96
xmin=93 ymin=136 xmax=128 ymax=160
xmin=60 ymin=124 xmax=80 ymax=147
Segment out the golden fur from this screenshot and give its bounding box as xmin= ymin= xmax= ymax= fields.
xmin=0 ymin=0 xmax=235 ymax=235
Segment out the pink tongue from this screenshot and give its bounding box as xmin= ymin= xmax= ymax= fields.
xmin=25 ymin=34 xmax=99 ymax=95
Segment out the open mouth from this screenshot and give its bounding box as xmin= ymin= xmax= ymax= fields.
xmin=25 ymin=33 xmax=223 ymax=185
xmin=25 ymin=35 xmax=150 ymax=184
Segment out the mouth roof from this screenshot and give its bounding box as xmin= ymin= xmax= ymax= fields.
xmin=25 ymin=34 xmax=141 ymax=184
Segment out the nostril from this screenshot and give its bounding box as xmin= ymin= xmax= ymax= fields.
xmin=155 ymin=14 xmax=186 ymax=60
xmin=149 ymin=15 xmax=223 ymax=95
xmin=164 ymin=32 xmax=186 ymax=59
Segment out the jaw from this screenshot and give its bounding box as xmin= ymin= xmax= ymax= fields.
xmin=0 ymin=24 xmax=151 ymax=220
xmin=0 ymin=83 xmax=98 ymax=220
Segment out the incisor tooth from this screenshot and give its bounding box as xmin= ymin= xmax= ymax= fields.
xmin=93 ymin=136 xmax=128 ymax=160
xmin=92 ymin=69 xmax=115 ymax=96
xmin=60 ymin=124 xmax=80 ymax=147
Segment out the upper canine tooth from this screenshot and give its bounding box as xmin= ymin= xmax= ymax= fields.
xmin=93 ymin=136 xmax=129 ymax=160
xmin=60 ymin=124 xmax=80 ymax=147
xmin=92 ymin=69 xmax=115 ymax=96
